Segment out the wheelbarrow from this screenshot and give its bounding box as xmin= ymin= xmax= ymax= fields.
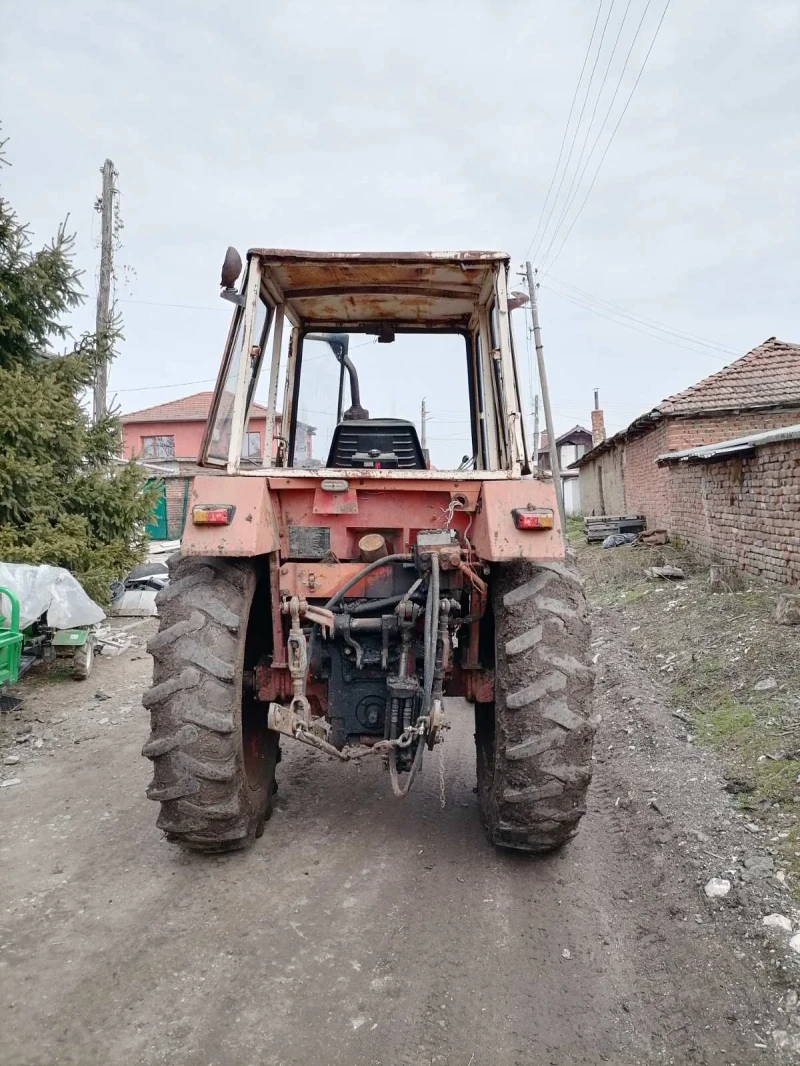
xmin=0 ymin=586 xmax=24 ymax=712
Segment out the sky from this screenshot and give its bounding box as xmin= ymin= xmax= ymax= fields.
xmin=3 ymin=0 xmax=800 ymax=458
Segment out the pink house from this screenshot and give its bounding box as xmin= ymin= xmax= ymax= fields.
xmin=124 ymin=392 xmax=283 ymax=463
xmin=121 ymin=392 xmax=315 ymax=538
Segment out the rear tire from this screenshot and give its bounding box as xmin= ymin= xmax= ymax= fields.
xmin=475 ymin=556 xmax=595 ymax=853
xmin=142 ymin=556 xmax=279 ymax=853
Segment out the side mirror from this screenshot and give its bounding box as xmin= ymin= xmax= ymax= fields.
xmin=221 ymin=246 xmax=243 ymax=289
xmin=507 ymin=291 xmax=530 ymax=312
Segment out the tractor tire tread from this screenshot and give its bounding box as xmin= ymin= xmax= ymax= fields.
xmin=476 ymin=554 xmax=595 ymax=854
xmin=142 ymin=555 xmax=277 ymax=854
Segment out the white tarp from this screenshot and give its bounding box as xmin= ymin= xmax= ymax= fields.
xmin=0 ymin=562 xmax=106 ymax=631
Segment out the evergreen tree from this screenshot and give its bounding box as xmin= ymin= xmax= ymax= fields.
xmin=0 ymin=140 xmax=155 ymax=603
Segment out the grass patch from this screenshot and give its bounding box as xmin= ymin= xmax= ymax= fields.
xmin=565 ymin=516 xmax=583 ymax=545
xmin=705 ymin=699 xmax=754 ymax=739
xmin=574 ymin=534 xmax=800 ymax=898
xmin=619 ymin=585 xmax=651 ymax=604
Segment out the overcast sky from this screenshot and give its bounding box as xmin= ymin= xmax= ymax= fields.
xmin=3 ymin=0 xmax=799 ymax=449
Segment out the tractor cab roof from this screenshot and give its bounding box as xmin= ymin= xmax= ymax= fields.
xmin=249 ymin=248 xmax=510 ymax=330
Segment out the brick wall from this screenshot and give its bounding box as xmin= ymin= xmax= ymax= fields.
xmin=578 ymin=408 xmax=800 ymax=529
xmin=665 ymin=438 xmax=800 ymax=586
xmin=622 ymin=421 xmax=671 ymax=528
xmin=665 ymin=409 xmax=800 ymax=452
xmin=578 ymin=447 xmax=626 ymax=517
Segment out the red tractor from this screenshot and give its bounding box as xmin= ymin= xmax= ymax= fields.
xmin=143 ymin=248 xmax=595 ymax=853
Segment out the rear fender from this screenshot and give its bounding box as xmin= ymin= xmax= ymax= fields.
xmin=471 ymin=479 xmax=564 ymax=561
xmin=181 ymin=475 xmax=280 ymax=557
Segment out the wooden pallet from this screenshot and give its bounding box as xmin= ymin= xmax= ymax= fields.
xmin=583 ymin=514 xmax=646 ymax=542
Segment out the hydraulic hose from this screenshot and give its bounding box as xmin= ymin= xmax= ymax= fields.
xmin=325 ymin=554 xmax=413 ymax=612
xmin=347 ymin=591 xmax=424 ymax=616
xmin=306 ymin=554 xmax=413 ymax=677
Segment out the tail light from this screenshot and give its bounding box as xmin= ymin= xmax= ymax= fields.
xmin=192 ymin=504 xmax=235 ymax=526
xmin=512 ymin=508 xmax=554 ymax=530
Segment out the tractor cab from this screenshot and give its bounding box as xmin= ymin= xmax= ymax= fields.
xmin=199 ymin=249 xmax=532 ymax=476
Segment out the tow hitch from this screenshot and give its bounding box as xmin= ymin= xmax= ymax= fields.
xmin=266 ymin=594 xmax=446 ymax=774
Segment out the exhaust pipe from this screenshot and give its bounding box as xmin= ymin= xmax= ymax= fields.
xmin=304 ymin=333 xmax=369 ymax=420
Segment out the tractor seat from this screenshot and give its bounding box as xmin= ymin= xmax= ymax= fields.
xmin=326 ymin=419 xmax=426 ymax=469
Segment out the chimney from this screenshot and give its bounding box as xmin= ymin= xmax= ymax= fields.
xmin=591 ymin=388 xmax=606 ymax=447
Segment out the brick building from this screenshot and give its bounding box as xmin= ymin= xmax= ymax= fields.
xmin=572 ymin=338 xmax=800 ymax=528
xmin=656 ymin=425 xmax=800 ymax=586
xmin=121 ymin=392 xmax=315 ymax=539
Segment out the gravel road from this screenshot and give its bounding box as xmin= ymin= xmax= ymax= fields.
xmin=0 ymin=615 xmax=794 ymax=1065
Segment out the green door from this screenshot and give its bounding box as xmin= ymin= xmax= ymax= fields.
xmin=145 ymin=478 xmax=169 ymax=540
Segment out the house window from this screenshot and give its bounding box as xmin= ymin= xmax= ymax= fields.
xmin=141 ymin=435 xmax=175 ymax=459
xmin=242 ymin=431 xmax=261 ymax=459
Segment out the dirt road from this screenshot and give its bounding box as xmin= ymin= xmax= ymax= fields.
xmin=0 ymin=612 xmax=795 ymax=1065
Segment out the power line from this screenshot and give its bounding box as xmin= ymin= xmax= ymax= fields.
xmin=541 ymin=0 xmax=673 ymax=273
xmin=118 ymin=297 xmax=227 ymax=312
xmin=115 ymin=337 xmax=377 ymax=393
xmin=541 ymin=281 xmax=733 ymax=360
xmin=531 ymin=0 xmax=617 ymax=263
xmin=117 ymin=377 xmax=216 ymax=393
xmin=525 ymin=0 xmax=605 ymax=259
xmin=542 ymin=0 xmax=638 ymax=265
xmin=546 ymin=274 xmax=739 ymax=354
xmin=539 ymin=0 xmax=654 ymax=268
xmin=542 ymin=283 xmax=726 ymax=357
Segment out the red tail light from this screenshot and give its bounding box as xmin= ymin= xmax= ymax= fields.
xmin=513 ymin=508 xmax=554 ymax=530
xmin=192 ymin=505 xmax=235 ymax=526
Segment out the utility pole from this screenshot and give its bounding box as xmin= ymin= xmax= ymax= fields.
xmin=532 ymin=394 xmax=540 ymax=473
xmin=525 ymin=261 xmax=566 ymax=542
xmin=420 ymin=397 xmax=427 ymax=450
xmin=93 ymin=158 xmax=115 ymax=422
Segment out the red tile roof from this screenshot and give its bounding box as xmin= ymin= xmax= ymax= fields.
xmin=657 ymin=337 xmax=800 ymax=415
xmin=122 ymin=391 xmax=272 ymax=424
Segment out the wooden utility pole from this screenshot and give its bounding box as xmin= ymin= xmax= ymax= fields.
xmin=525 ymin=261 xmax=566 ymax=542
xmin=532 ymin=394 xmax=540 ymax=473
xmin=93 ymin=158 xmax=115 ymax=422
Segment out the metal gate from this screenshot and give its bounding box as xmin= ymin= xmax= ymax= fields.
xmin=145 ymin=479 xmax=169 ymax=540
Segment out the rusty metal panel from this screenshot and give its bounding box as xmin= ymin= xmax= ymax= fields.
xmin=181 ymin=475 xmax=280 ymax=557
xmin=244 ymin=250 xmax=509 ymax=328
xmin=312 ymin=485 xmax=359 ymax=514
xmin=249 ymin=249 xmax=509 ymax=263
xmin=268 ymin=477 xmax=481 ymax=562
xmin=277 ymin=561 xmax=396 ymax=600
xmin=449 ymin=665 xmax=494 ymax=703
xmin=471 ymin=480 xmax=565 ymax=561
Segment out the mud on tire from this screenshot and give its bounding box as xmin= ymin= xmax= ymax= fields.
xmin=475 ymin=555 xmax=595 ymax=853
xmin=142 ymin=555 xmax=278 ymax=853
